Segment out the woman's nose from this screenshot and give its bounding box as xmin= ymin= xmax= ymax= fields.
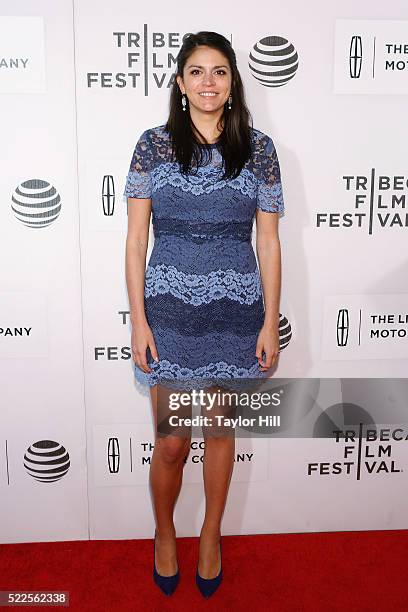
xmin=202 ymin=72 xmax=216 ymax=85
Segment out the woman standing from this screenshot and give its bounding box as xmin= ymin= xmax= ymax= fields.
xmin=124 ymin=31 xmax=285 ymax=598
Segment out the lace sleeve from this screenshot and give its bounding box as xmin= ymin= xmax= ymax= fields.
xmin=123 ymin=129 xmax=154 ymax=199
xmin=256 ymin=135 xmax=284 ymax=214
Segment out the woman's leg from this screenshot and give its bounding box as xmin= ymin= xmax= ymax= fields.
xmin=149 ymin=383 xmax=192 ymax=575
xmin=199 ymin=384 xmax=236 ymax=578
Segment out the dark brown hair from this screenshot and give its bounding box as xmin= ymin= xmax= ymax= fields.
xmin=164 ymin=31 xmax=254 ymax=179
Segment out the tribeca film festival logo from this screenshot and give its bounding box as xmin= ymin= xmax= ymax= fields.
xmin=86 ymin=29 xmax=298 ymax=92
xmin=308 ymin=411 xmax=407 ymax=480
xmin=316 ymin=171 xmax=408 ymax=235
xmin=87 ymin=30 xmax=222 ymax=92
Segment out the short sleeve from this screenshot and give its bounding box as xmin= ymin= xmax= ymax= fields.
xmin=123 ymin=129 xmax=154 ymax=199
xmin=256 ymin=135 xmax=284 ymax=214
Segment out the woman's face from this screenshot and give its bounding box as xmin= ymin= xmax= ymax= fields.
xmin=177 ymin=45 xmax=232 ymax=115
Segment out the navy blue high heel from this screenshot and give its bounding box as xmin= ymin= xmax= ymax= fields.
xmin=196 ymin=538 xmax=223 ymax=598
xmin=153 ymin=530 xmax=180 ymax=596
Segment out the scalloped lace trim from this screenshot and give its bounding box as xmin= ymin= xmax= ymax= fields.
xmin=134 ymin=358 xmax=268 ymax=388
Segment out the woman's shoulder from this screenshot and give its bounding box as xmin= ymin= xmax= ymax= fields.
xmin=138 ymin=124 xmax=171 ymax=158
xmin=250 ymin=126 xmax=275 ymax=148
xmin=249 ymin=127 xmax=277 ymax=165
xmin=139 ymin=124 xmax=169 ymax=144
xmin=134 ymin=125 xmax=171 ymax=165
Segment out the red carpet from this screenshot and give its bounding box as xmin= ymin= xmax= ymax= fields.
xmin=1 ymin=531 xmax=407 ymax=611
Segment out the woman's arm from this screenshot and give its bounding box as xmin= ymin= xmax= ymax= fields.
xmin=125 ymin=197 xmax=152 ymax=326
xmin=255 ymin=210 xmax=282 ymax=370
xmin=255 ymin=210 xmax=282 ymax=326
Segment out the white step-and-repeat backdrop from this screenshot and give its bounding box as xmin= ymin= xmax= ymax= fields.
xmin=1 ymin=1 xmax=407 ymax=543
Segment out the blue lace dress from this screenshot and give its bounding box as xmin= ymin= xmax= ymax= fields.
xmin=123 ymin=124 xmax=284 ymax=392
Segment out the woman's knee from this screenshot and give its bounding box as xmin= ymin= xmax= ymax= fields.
xmin=156 ymin=435 xmax=191 ymax=464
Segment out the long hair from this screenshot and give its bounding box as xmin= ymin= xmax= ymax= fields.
xmin=164 ymin=31 xmax=254 ymax=180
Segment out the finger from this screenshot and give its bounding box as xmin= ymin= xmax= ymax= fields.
xmin=133 ymin=349 xmax=152 ymax=373
xmin=260 ymin=350 xmax=279 ymax=369
xmin=259 ymin=349 xmax=274 ymax=368
xmin=139 ymin=355 xmax=152 ymax=373
xmin=255 ymin=345 xmax=264 ymax=361
xmin=258 ymin=348 xmax=269 ymax=366
xmin=148 ymin=339 xmax=160 ymax=362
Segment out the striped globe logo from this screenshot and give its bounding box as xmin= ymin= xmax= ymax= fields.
xmin=11 ymin=179 xmax=61 ymax=228
xmin=249 ymin=36 xmax=299 ymax=87
xmin=24 ymin=440 xmax=70 ymax=483
xmin=278 ymin=313 xmax=292 ymax=351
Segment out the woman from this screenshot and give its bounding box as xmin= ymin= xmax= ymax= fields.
xmin=123 ymin=31 xmax=284 ymax=598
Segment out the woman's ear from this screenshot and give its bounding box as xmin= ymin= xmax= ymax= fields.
xmin=176 ymin=75 xmax=184 ymax=94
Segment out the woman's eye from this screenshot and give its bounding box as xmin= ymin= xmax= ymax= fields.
xmin=190 ymin=69 xmax=226 ymax=75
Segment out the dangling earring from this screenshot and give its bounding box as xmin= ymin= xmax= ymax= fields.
xmin=227 ymin=94 xmax=232 ymax=110
xmin=182 ymin=93 xmax=187 ymax=111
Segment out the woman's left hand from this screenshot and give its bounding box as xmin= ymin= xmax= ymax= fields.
xmin=255 ymin=321 xmax=280 ymax=371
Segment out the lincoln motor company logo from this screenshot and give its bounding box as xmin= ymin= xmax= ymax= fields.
xmin=335 ymin=306 xmax=408 ymax=347
xmin=102 ymin=175 xmax=115 ymax=216
xmin=349 ymin=33 xmax=408 ymax=80
xmin=108 ymin=437 xmax=120 ymax=473
xmin=337 ymin=309 xmax=349 ymax=347
xmin=349 ymin=35 xmax=362 ymax=78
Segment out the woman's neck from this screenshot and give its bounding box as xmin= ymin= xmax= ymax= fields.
xmin=190 ymin=110 xmax=224 ymax=144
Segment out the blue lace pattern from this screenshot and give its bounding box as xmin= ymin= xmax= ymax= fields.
xmin=133 ymin=358 xmax=270 ymax=392
xmin=124 ymin=170 xmax=151 ymax=199
xmin=153 ymin=162 xmax=259 ymax=198
xmin=152 ymin=218 xmax=253 ymax=242
xmin=123 ymin=129 xmax=155 ymax=199
xmin=123 ymin=125 xmax=284 ymax=214
xmin=255 ymin=132 xmax=285 ymax=213
xmin=123 ymin=124 xmax=285 ymax=388
xmin=144 ymin=264 xmax=262 ymax=306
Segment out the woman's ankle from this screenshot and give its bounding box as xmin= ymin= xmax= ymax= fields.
xmin=199 ymin=525 xmax=221 ymax=540
xmin=155 ymin=525 xmax=176 ymax=540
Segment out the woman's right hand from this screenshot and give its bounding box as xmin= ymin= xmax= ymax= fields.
xmin=131 ymin=319 xmax=159 ymax=373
